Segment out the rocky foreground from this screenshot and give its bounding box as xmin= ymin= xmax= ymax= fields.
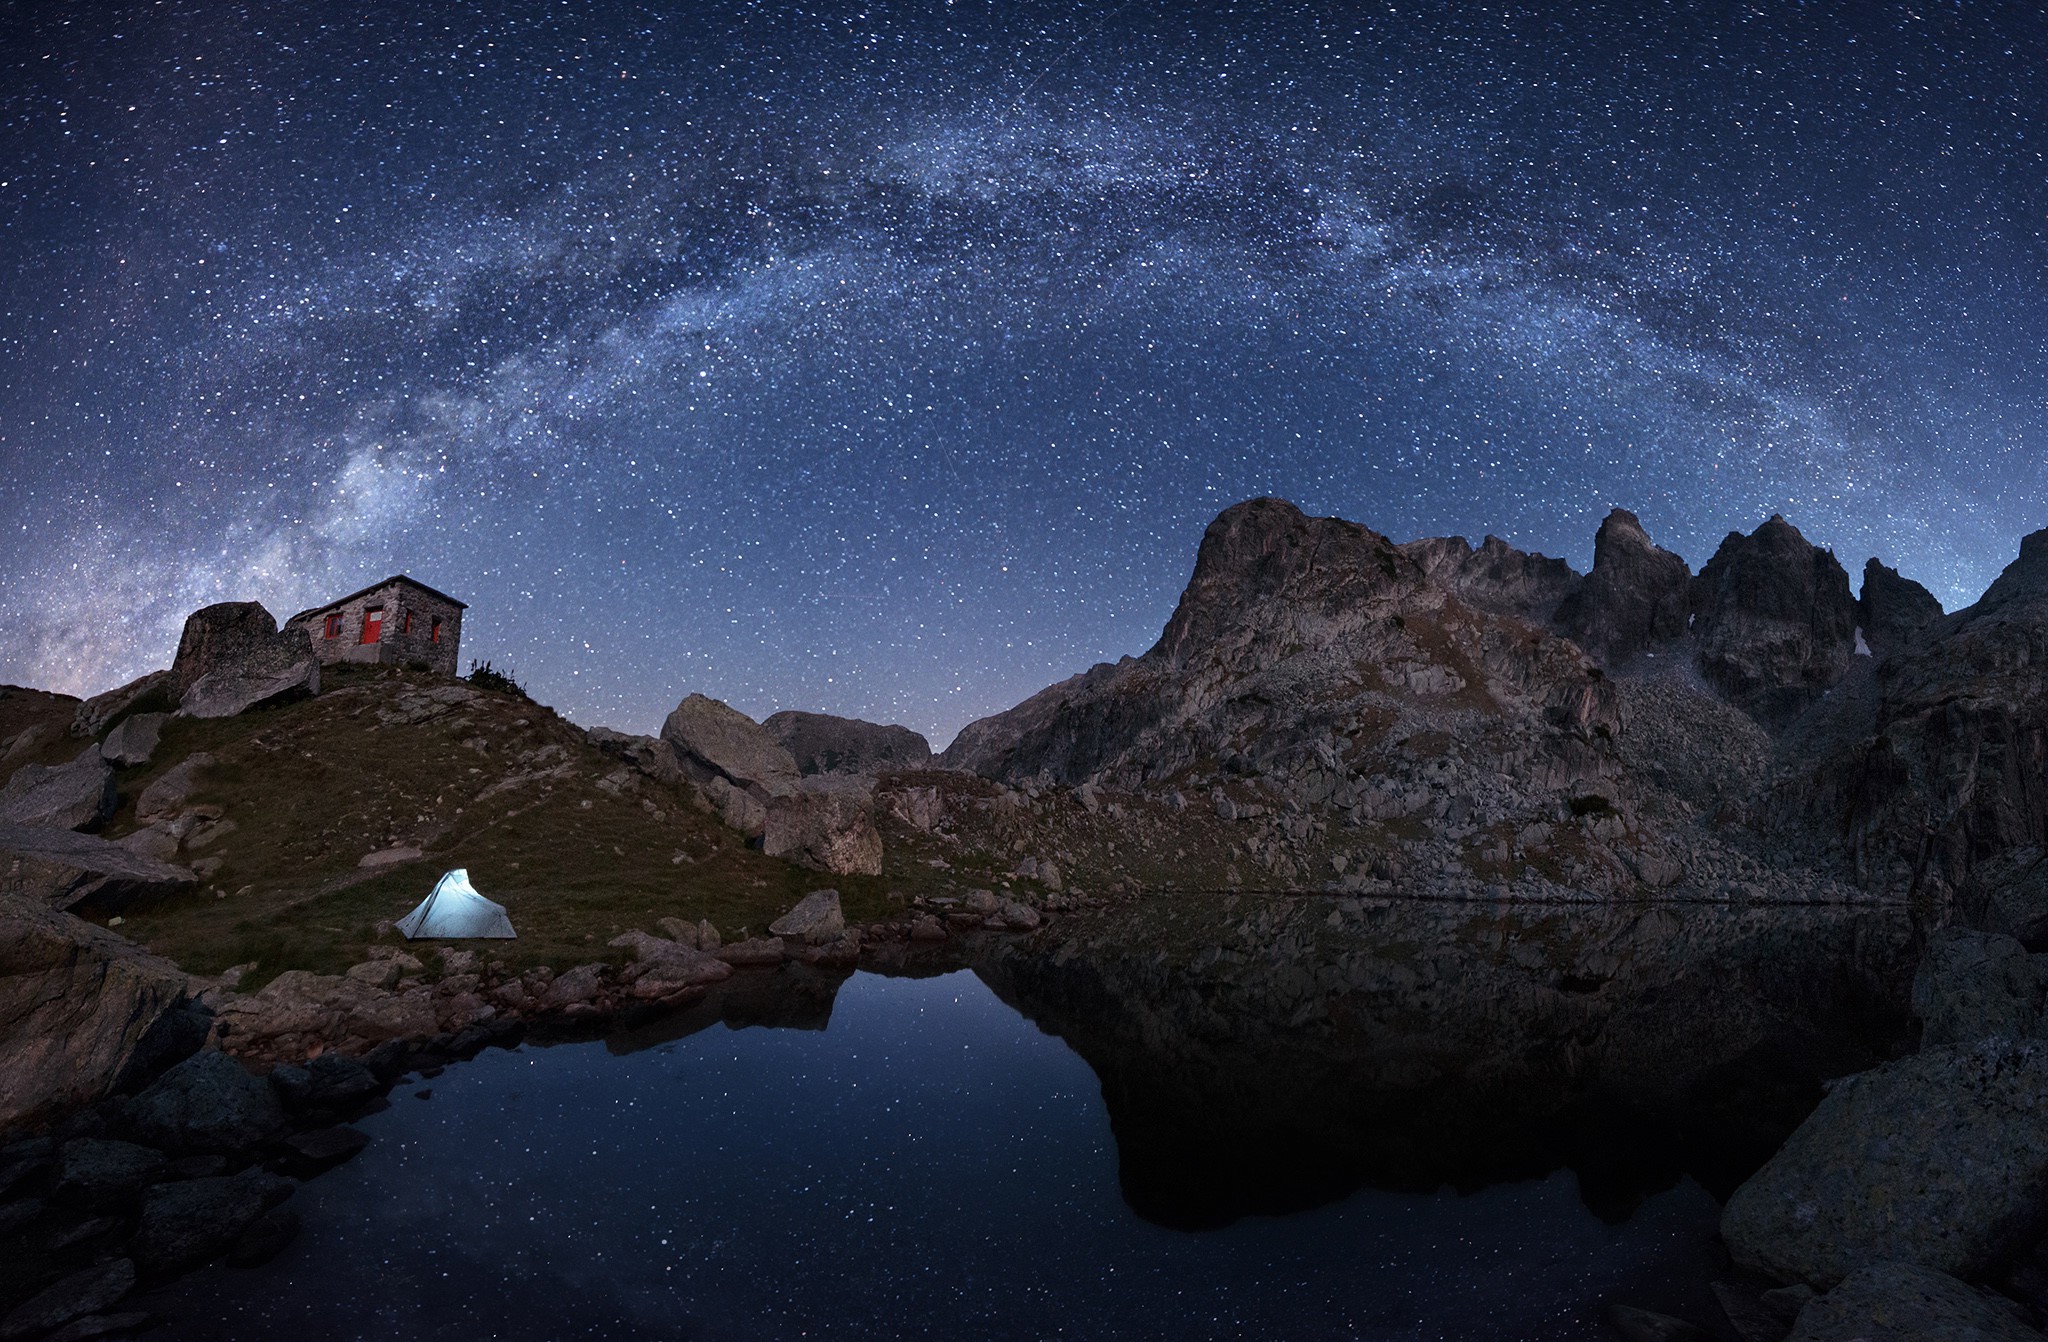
xmin=7 ymin=494 xmax=2048 ymax=1339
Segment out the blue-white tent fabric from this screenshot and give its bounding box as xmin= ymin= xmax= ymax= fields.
xmin=396 ymin=868 xmax=516 ymax=940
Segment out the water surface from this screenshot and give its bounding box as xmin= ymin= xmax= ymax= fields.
xmin=150 ymin=966 xmax=1736 ymax=1341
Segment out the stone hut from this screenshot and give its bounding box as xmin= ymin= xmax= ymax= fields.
xmin=285 ymin=576 xmax=466 ymax=677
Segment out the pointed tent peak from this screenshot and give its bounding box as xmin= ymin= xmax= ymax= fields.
xmin=396 ymin=868 xmax=515 ymax=940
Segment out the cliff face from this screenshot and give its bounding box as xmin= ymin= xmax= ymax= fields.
xmin=1689 ymin=516 xmax=1859 ymax=730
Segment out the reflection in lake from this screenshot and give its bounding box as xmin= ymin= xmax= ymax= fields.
xmin=147 ymin=898 xmax=1917 ymax=1341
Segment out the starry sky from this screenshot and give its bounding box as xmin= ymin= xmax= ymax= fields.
xmin=4 ymin=2 xmax=2044 ymax=744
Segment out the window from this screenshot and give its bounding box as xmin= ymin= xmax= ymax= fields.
xmin=430 ymin=616 xmax=443 ymax=644
xmin=401 ymin=609 xmax=413 ymax=635
xmin=322 ymin=613 xmax=342 ymax=639
xmin=361 ymin=608 xmax=384 ymax=644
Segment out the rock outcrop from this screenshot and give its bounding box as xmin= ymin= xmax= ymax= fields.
xmin=1720 ymin=1038 xmax=2048 ymax=1288
xmin=125 ymin=1049 xmax=287 ymax=1156
xmin=1396 ymin=534 xmax=1580 ymax=626
xmin=0 ymin=824 xmax=197 ymax=913
xmin=767 ymin=889 xmax=846 ymax=946
xmin=69 ymin=670 xmax=169 ymax=739
xmin=762 ymin=780 xmax=885 ymax=875
xmin=214 ymin=970 xmax=441 ymax=1061
xmin=1689 ymin=515 xmax=1858 ymax=729
xmin=0 ymin=747 xmax=116 ymax=831
xmin=659 ymin=694 xmax=800 ymax=839
xmin=169 ymin=602 xmax=320 ymax=719
xmin=0 ymin=895 xmax=198 ymax=1133
xmin=1858 ymin=559 xmax=1943 ymax=661
xmin=762 ymin=710 xmax=933 ymax=776
xmin=99 ymin=712 xmax=169 ymax=768
xmin=1784 ymin=527 xmax=2048 ymax=913
xmin=1912 ymin=928 xmax=2048 ymax=1048
xmin=1551 ymin=508 xmax=1692 ymax=667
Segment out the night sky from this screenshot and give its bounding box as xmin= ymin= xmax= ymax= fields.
xmin=4 ymin=2 xmax=2043 ymax=744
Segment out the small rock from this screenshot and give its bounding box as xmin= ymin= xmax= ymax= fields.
xmin=963 ymin=889 xmax=1000 ymax=916
xmin=357 ymin=845 xmax=422 ymax=869
xmin=98 ymin=714 xmax=169 ymax=769
xmin=993 ymin=899 xmax=1042 ymax=931
xmin=277 ymin=1127 xmax=369 ymax=1175
xmin=345 ymin=959 xmax=402 ymax=990
xmin=909 ymin=914 xmax=947 ymax=942
xmin=768 ymin=890 xmax=846 ymax=945
xmin=538 ymin=964 xmax=605 ymax=1010
xmin=655 ymin=917 xmax=701 ymax=949
xmin=716 ymin=937 xmax=786 ymax=967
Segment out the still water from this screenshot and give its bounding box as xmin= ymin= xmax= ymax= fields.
xmin=150 ymin=966 xmax=1737 ymax=1341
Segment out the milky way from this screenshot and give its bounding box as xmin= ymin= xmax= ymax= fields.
xmin=4 ymin=2 xmax=2044 ymax=742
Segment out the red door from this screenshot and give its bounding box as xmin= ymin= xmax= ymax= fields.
xmin=361 ymin=609 xmax=384 ymax=643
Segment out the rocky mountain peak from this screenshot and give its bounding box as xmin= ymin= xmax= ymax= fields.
xmin=1550 ymin=507 xmax=1692 ymax=667
xmin=1398 ymin=534 xmax=1581 ymax=626
xmin=1152 ymin=498 xmax=1425 ymax=671
xmin=1690 ymin=515 xmax=1856 ymax=729
xmin=1975 ymin=527 xmax=2048 ymax=612
xmin=1858 ymin=558 xmax=1943 ymax=659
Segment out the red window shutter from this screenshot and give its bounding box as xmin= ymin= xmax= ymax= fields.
xmin=323 ymin=614 xmax=341 ymax=639
xmin=430 ymin=617 xmax=442 ymax=644
xmin=402 ymin=610 xmax=413 ymax=635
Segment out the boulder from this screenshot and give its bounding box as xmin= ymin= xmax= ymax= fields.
xmin=53 ymin=1139 xmax=167 ymax=1206
xmin=1690 ymin=515 xmax=1858 ymax=729
xmin=1721 ymin=1038 xmax=2048 ymax=1287
xmin=584 ymin=727 xmax=687 ymax=789
xmin=659 ymin=694 xmax=800 ymax=797
xmin=213 ymin=970 xmax=440 ymax=1059
xmin=716 ymin=936 xmax=786 ymax=967
xmin=1859 ymin=559 xmax=1944 ymax=660
xmin=134 ymin=753 xmax=213 ymax=823
xmin=0 ymin=825 xmax=193 ymax=915
xmin=537 ymin=964 xmax=605 ymax=1010
xmin=131 ymin=1168 xmax=293 ymax=1275
xmin=125 ymin=1049 xmax=286 ymax=1155
xmin=767 ymin=890 xmax=847 ymax=946
xmin=1785 ymin=1262 xmax=2045 ymax=1341
xmin=0 ymin=747 xmax=116 ymax=831
xmin=268 ymin=1052 xmax=381 ymax=1109
xmin=69 ymin=670 xmax=171 ymax=739
xmin=993 ymin=899 xmax=1043 ymax=932
xmin=761 ymin=710 xmax=933 ymax=776
xmin=616 ymin=933 xmax=733 ymax=999
xmin=703 ymin=775 xmax=769 ymax=840
xmin=0 ymin=1258 xmax=135 ymax=1341
xmin=169 ymin=602 xmax=319 ymax=719
xmin=762 ymin=783 xmax=884 ymax=876
xmin=97 ymin=713 xmax=168 ymax=769
xmin=1551 ymin=508 xmax=1693 ymax=666
xmin=1913 ymin=928 xmax=2048 ymax=1047
xmin=0 ymin=895 xmax=197 ymax=1132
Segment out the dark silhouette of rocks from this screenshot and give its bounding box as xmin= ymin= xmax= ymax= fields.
xmin=1858 ymin=558 xmax=1943 ymax=660
xmin=1552 ymin=508 xmax=1692 ymax=667
xmin=1688 ymin=516 xmax=1858 ymax=729
xmin=169 ymin=602 xmax=319 ymax=719
xmin=762 ymin=710 xmax=932 ymax=776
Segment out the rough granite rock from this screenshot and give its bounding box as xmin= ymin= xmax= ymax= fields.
xmin=131 ymin=1168 xmax=294 ymax=1275
xmin=53 ymin=1139 xmax=168 ymax=1206
xmin=762 ymin=709 xmax=933 ymax=776
xmin=1398 ymin=533 xmax=1581 ymax=626
xmin=762 ymin=781 xmax=884 ymax=875
xmin=214 ymin=969 xmax=440 ymax=1059
xmin=0 ymin=824 xmax=198 ymax=913
xmin=169 ymin=602 xmax=320 ymax=719
xmin=1690 ymin=515 xmax=1858 ymax=730
xmin=134 ymin=753 xmax=213 ymax=824
xmin=767 ymin=890 xmax=846 ymax=946
xmin=1721 ymin=1038 xmax=2048 ymax=1287
xmin=0 ymin=894 xmax=196 ymax=1133
xmin=659 ymin=694 xmax=800 ymax=837
xmin=69 ymin=670 xmax=170 ymax=739
xmin=1551 ymin=508 xmax=1693 ymax=667
xmin=0 ymin=747 xmax=116 ymax=831
xmin=97 ymin=712 xmax=168 ymax=768
xmin=584 ymin=726 xmax=687 ymax=789
xmin=1913 ymin=928 xmax=2048 ymax=1047
xmin=1785 ymin=1262 xmax=2045 ymax=1342
xmin=125 ymin=1049 xmax=286 ymax=1155
xmin=1859 ymin=558 xmax=1944 ymax=661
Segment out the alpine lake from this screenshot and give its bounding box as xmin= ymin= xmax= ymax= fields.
xmin=140 ymin=893 xmax=1917 ymax=1341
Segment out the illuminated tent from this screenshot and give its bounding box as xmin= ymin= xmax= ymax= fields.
xmin=396 ymin=868 xmax=516 ymax=940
